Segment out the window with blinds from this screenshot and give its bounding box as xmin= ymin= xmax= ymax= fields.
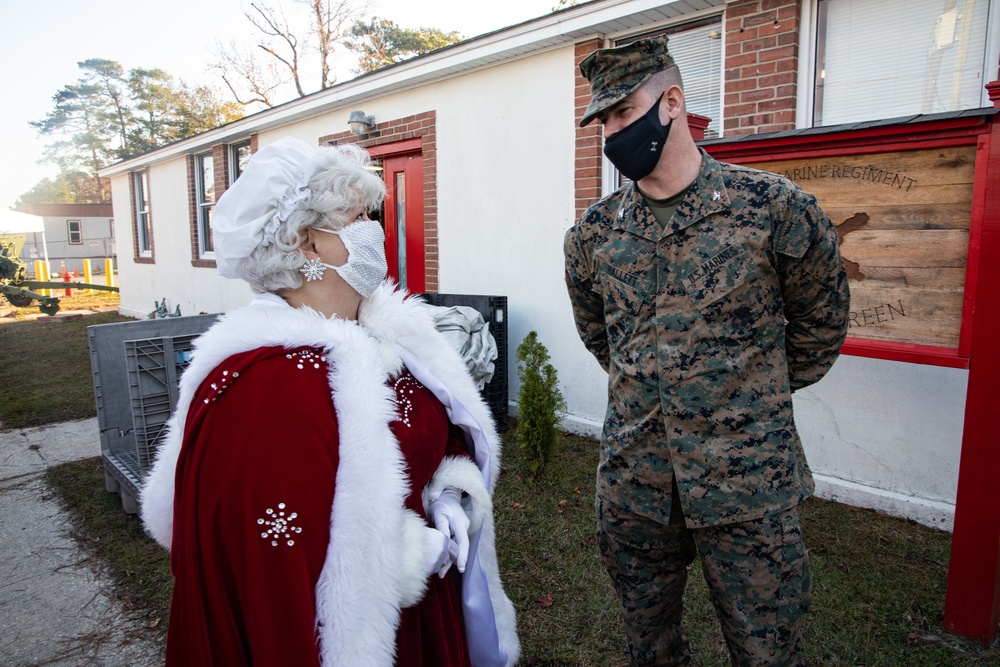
xmin=814 ymin=0 xmax=993 ymax=126
xmin=606 ymin=17 xmax=724 ymax=190
xmin=619 ymin=17 xmax=724 ymax=139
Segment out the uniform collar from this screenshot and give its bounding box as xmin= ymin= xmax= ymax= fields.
xmin=612 ymin=149 xmax=731 ymax=240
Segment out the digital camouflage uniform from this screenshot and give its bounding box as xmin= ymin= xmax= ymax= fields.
xmin=564 ymin=151 xmax=850 ymax=666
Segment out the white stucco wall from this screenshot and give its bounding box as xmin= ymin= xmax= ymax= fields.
xmin=107 ymin=42 xmax=970 ymax=534
xmin=793 ymin=355 xmax=967 ymax=531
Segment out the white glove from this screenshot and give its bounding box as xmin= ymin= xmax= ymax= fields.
xmin=428 ymin=489 xmax=471 ymax=573
xmin=421 ymin=526 xmax=458 ymax=579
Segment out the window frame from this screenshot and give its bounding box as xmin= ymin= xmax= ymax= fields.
xmin=601 ymin=10 xmax=725 ymax=195
xmin=801 ymin=0 xmax=1000 ymax=129
xmin=134 ymin=170 xmax=152 ymax=257
xmin=196 ymin=151 xmax=215 ymax=257
xmin=67 ymin=219 xmax=82 ymax=245
xmin=613 ymin=14 xmax=724 ymax=137
xmin=229 ymin=140 xmax=252 ymax=183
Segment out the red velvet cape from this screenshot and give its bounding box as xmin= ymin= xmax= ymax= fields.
xmin=166 ymin=345 xmax=471 ymax=666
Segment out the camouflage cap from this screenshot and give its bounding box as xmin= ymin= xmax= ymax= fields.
xmin=579 ymin=35 xmax=674 ymax=127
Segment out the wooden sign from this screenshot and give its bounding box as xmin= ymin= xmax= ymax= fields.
xmin=746 ymin=146 xmax=975 ymax=349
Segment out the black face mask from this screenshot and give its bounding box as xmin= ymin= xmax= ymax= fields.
xmin=603 ymin=93 xmax=672 ymax=182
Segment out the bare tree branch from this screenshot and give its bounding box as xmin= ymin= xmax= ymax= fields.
xmin=209 ymin=38 xmax=283 ymax=109
xmin=210 ymin=0 xmax=368 ymax=107
xmin=301 ymin=0 xmax=367 ymax=88
xmin=246 ymin=1 xmax=306 ymax=97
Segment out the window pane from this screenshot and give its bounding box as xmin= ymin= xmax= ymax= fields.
xmin=140 ymin=212 xmax=150 ymax=252
xmin=815 ymin=0 xmax=991 ymax=126
xmin=197 ymin=153 xmax=216 ymax=255
xmin=135 ymin=172 xmax=146 ymax=210
xmin=135 ymin=172 xmax=151 ymax=253
xmin=200 ymin=154 xmax=215 ymax=203
xmin=230 ymin=141 xmax=252 ymax=182
xmin=203 ymin=205 xmax=214 ymax=252
xmin=663 ymin=22 xmax=722 ymax=139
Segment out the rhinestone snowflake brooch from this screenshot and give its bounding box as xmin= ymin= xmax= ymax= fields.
xmin=300 ymin=257 xmax=327 ymax=282
xmin=258 ymin=503 xmax=302 ymax=547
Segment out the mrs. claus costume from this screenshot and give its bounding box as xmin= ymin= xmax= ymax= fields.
xmin=139 ymin=138 xmax=519 ymax=667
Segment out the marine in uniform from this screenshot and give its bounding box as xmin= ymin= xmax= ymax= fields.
xmin=564 ymin=35 xmax=850 ymax=666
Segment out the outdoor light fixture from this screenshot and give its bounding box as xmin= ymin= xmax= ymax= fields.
xmin=348 ymin=110 xmax=376 ymax=135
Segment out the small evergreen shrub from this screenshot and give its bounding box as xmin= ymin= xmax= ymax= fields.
xmin=515 ymin=331 xmax=566 ymax=474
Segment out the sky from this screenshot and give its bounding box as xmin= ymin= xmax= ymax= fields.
xmin=0 ymin=0 xmax=557 ymax=211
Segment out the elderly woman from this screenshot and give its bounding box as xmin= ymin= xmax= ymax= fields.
xmin=140 ymin=137 xmax=519 ymax=667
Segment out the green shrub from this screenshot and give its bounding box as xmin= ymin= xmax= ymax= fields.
xmin=515 ymin=330 xmax=566 ymax=474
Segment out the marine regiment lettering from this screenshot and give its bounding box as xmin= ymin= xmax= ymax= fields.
xmin=782 ymin=164 xmax=917 ymax=191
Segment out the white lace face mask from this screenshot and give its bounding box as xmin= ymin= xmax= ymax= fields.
xmin=300 ymin=219 xmax=388 ymax=298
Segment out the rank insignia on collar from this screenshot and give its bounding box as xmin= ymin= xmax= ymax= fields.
xmin=712 ymin=190 xmax=721 ymax=201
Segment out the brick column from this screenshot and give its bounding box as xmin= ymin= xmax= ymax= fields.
xmin=724 ymin=0 xmax=801 ymax=136
xmin=575 ymin=38 xmax=605 ymax=220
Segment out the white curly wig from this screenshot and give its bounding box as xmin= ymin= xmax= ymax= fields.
xmin=239 ymin=143 xmax=386 ymax=294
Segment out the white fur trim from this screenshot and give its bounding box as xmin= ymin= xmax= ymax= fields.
xmin=397 ymin=509 xmax=432 ymax=608
xmin=423 ymin=456 xmax=492 ymax=535
xmin=314 ymin=319 xmax=409 ymax=666
xmin=140 ymin=283 xmax=518 ymax=666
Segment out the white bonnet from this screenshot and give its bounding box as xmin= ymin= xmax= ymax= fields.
xmin=212 ymin=136 xmax=320 ymax=279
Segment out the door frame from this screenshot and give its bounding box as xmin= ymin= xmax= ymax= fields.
xmin=319 ymin=111 xmax=439 ymax=291
xmin=371 ymin=140 xmax=425 ymax=292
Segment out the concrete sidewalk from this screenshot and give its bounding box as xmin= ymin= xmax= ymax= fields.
xmin=0 ymin=418 xmax=165 ymax=666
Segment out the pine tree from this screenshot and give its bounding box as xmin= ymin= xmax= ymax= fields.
xmin=515 ymin=331 xmax=566 ymax=474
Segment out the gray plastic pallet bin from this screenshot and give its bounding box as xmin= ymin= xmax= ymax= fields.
xmin=88 ymin=314 xmax=218 ymax=513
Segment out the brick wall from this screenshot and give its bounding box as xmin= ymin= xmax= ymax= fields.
xmin=320 ymin=112 xmax=439 ymax=292
xmin=724 ymin=0 xmax=801 ymax=136
xmin=213 ymin=144 xmax=229 ymax=202
xmin=575 ymin=38 xmax=605 ymax=220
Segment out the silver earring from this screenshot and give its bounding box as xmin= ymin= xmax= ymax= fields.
xmin=300 ymin=257 xmax=327 ymax=282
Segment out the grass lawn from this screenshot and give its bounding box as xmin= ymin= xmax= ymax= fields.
xmin=44 ymin=427 xmax=1000 ymax=666
xmin=0 ymin=291 xmax=131 ymax=429
xmin=493 ymin=432 xmax=997 ymax=667
xmin=5 ymin=297 xmax=999 ymax=665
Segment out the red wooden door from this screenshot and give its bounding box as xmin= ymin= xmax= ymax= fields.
xmin=381 ymin=153 xmax=425 ymax=293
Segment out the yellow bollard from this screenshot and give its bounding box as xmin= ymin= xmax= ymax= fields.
xmin=105 ymin=259 xmax=115 ymax=288
xmin=31 ymin=260 xmax=41 ymax=297
xmin=39 ymin=261 xmax=50 ymax=296
xmin=83 ymin=260 xmax=93 ymax=293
